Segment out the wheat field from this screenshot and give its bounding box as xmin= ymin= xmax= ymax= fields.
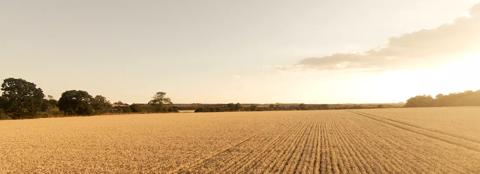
xmin=1 ymin=107 xmax=480 ymax=173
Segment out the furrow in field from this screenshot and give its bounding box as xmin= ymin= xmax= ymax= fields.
xmin=352 ymin=110 xmax=480 ymax=173
xmin=360 ymin=110 xmax=480 ymax=144
xmin=328 ymin=118 xmax=368 ymax=174
xmin=328 ymin=120 xmax=350 ymax=174
xmin=179 ymin=121 xmax=299 ymax=173
xmin=335 ymin=122 xmax=379 ymax=174
xmin=303 ymin=121 xmax=320 ymax=174
xmin=221 ymin=121 xmax=302 ymax=173
xmin=292 ymin=120 xmax=315 ymax=173
xmin=310 ymin=123 xmax=321 ymax=174
xmin=339 ymin=112 xmax=442 ymax=173
xmin=242 ymin=121 xmax=310 ymax=173
xmin=318 ymin=121 xmax=328 ymax=174
xmin=357 ymin=119 xmax=470 ymax=173
xmin=219 ymin=122 xmax=296 ymax=172
xmin=324 ymin=121 xmax=341 ymax=174
xmin=341 ymin=117 xmax=398 ymax=174
xmin=173 ymin=135 xmax=256 ymax=173
xmin=334 ymin=116 xmax=410 ymax=173
xmin=347 ymin=111 xmax=477 ymax=173
xmin=345 ymin=114 xmax=455 ymax=173
xmin=352 ymin=111 xmax=480 ymax=153
xmin=334 ymin=128 xmax=375 ymax=174
xmin=286 ymin=122 xmax=315 ymax=173
xmin=264 ymin=122 xmax=311 ymax=173
xmin=329 ymin=117 xmax=385 ymax=174
xmin=182 ymin=120 xmax=309 ymax=173
xmin=174 ymin=121 xmax=294 ymax=173
xmin=4 ymin=109 xmax=480 ymax=173
xmin=335 ymin=118 xmax=370 ymax=173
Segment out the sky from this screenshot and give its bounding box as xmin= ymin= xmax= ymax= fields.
xmin=1 ymin=0 xmax=480 ymax=104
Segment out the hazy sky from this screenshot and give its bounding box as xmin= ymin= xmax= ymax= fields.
xmin=1 ymin=0 xmax=480 ymax=104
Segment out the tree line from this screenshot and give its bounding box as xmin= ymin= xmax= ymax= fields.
xmin=8 ymin=78 xmax=473 ymax=118
xmin=0 ymin=78 xmax=177 ymax=119
xmin=405 ymin=90 xmax=480 ymax=107
xmin=193 ymin=103 xmax=399 ymax=113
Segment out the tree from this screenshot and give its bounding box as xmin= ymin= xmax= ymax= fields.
xmin=113 ymin=101 xmax=128 ymax=106
xmin=249 ymin=104 xmax=258 ymax=111
xmin=148 ymin=92 xmax=172 ymax=105
xmin=298 ymin=103 xmax=307 ymax=110
xmin=58 ymin=90 xmax=94 ymax=115
xmin=40 ymin=95 xmax=59 ymax=113
xmin=0 ymin=95 xmax=9 ymax=119
xmin=112 ymin=101 xmax=131 ymax=113
xmin=405 ymin=95 xmax=435 ymax=107
xmin=91 ymin=95 xmax=112 ymax=114
xmin=225 ymin=103 xmax=241 ymax=111
xmin=406 ymin=90 xmax=480 ymax=108
xmin=435 ymin=91 xmax=480 ymax=106
xmin=0 ymin=95 xmax=5 ymax=110
xmin=1 ymin=78 xmax=45 ymax=118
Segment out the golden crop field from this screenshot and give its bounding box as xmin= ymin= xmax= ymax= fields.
xmin=1 ymin=107 xmax=480 ymax=173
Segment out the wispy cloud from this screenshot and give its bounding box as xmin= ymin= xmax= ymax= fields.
xmin=298 ymin=4 xmax=480 ymax=71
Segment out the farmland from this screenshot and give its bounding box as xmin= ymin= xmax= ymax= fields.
xmin=1 ymin=107 xmax=480 ymax=173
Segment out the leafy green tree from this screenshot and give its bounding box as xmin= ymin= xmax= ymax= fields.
xmin=148 ymin=92 xmax=172 ymax=105
xmin=1 ymin=78 xmax=45 ymax=118
xmin=58 ymin=90 xmax=94 ymax=115
xmin=91 ymin=95 xmax=112 ymax=114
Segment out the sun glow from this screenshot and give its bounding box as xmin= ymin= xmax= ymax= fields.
xmin=353 ymin=54 xmax=480 ymax=103
xmin=418 ymin=54 xmax=480 ymax=95
xmin=438 ymin=54 xmax=480 ymax=80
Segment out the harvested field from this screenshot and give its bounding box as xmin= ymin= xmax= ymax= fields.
xmin=1 ymin=108 xmax=480 ymax=173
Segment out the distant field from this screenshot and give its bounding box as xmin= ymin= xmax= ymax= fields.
xmin=1 ymin=108 xmax=480 ymax=173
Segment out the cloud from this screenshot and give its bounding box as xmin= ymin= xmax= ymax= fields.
xmin=298 ymin=4 xmax=480 ymax=71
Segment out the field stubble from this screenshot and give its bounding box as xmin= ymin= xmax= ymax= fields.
xmin=1 ymin=107 xmax=480 ymax=173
